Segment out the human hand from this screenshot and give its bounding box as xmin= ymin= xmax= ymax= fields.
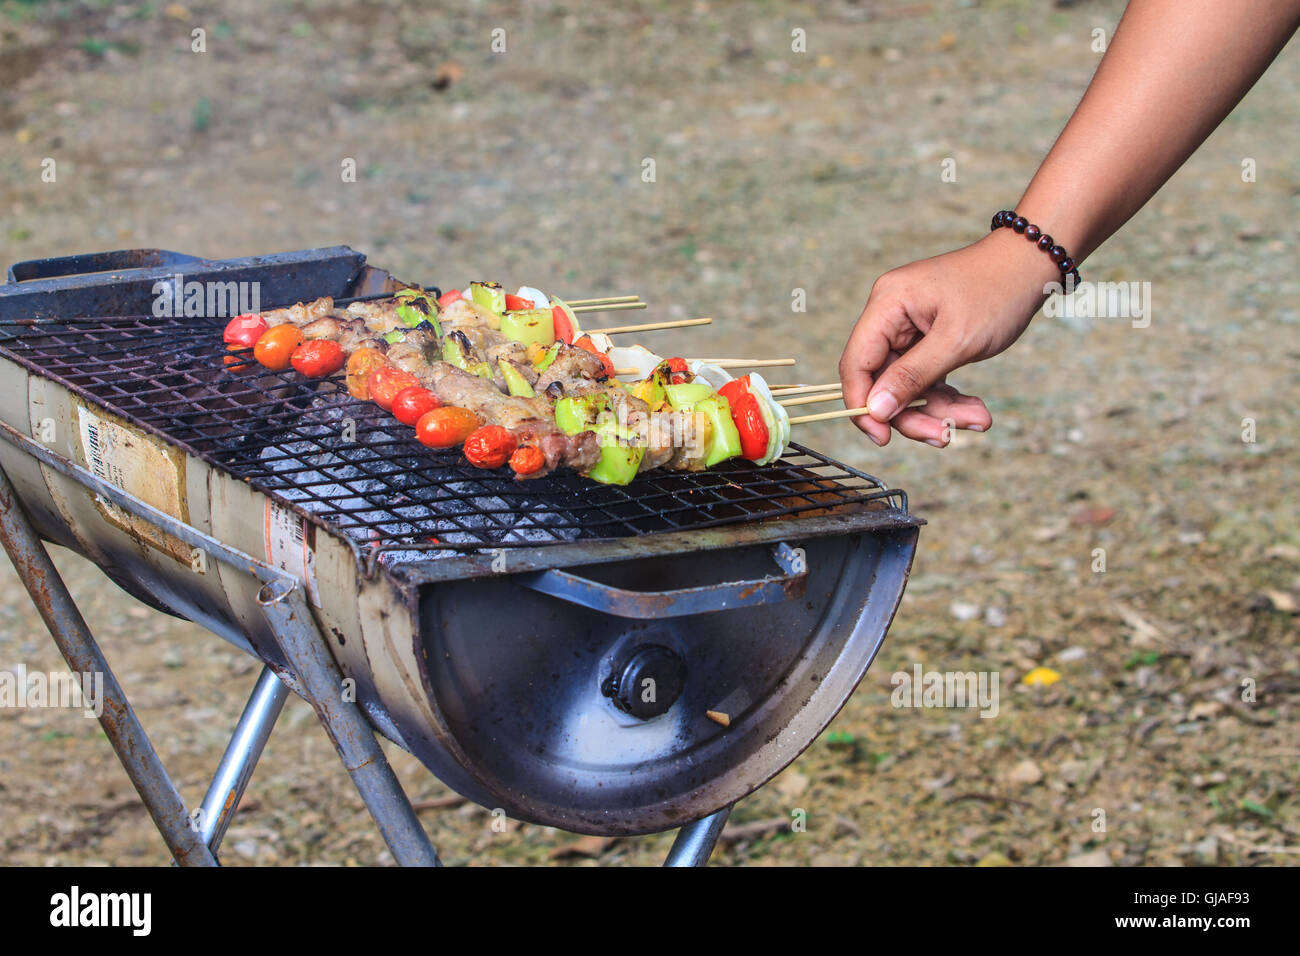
xmin=838 ymin=230 xmax=1058 ymax=446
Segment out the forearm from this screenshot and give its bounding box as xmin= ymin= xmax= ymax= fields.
xmin=1016 ymin=0 xmax=1300 ymax=262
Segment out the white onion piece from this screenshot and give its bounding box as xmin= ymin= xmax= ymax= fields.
xmin=745 ymin=372 xmax=789 ymax=465
xmin=607 ymin=345 xmax=661 ymax=379
xmin=516 ymin=286 xmax=548 ymax=311
xmin=685 ymin=360 xmax=734 ymax=390
xmin=583 ymin=332 xmax=614 ymax=354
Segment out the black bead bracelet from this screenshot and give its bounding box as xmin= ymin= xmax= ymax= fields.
xmin=990 ymin=209 xmax=1081 ymax=289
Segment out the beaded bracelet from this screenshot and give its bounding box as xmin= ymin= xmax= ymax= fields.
xmin=990 ymin=210 xmax=1081 ymax=289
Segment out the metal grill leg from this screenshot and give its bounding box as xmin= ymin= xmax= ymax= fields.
xmin=257 ymin=578 xmax=441 ymax=867
xmin=663 ymin=806 xmax=732 ymax=866
xmin=0 ymin=466 xmax=219 ymax=867
xmin=197 ymin=665 xmax=289 ymax=855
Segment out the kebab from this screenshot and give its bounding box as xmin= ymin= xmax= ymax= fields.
xmin=221 ymin=282 xmax=791 ymax=483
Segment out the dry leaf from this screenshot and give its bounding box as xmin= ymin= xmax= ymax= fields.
xmin=706 ymin=710 xmax=730 ymax=727
xmin=549 ymin=835 xmax=617 ymax=860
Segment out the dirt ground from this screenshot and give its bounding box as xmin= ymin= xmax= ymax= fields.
xmin=0 ymin=0 xmax=1296 ymax=866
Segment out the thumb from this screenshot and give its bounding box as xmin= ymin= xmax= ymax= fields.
xmin=866 ymin=331 xmax=960 ymax=422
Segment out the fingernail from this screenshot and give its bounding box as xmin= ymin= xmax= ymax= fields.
xmin=868 ymin=391 xmax=899 ymax=421
xmin=926 ymin=439 xmax=946 ymax=448
xmin=968 ymin=425 xmax=984 ymax=433
xmin=868 ymin=432 xmax=886 ymax=446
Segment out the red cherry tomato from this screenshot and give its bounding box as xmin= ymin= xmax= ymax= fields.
xmin=415 ymin=407 xmax=481 ymax=448
xmin=463 ymin=425 xmax=518 ymax=469
xmin=223 ymin=313 xmax=268 ymax=348
xmin=665 ymin=357 xmax=691 ymax=385
xmin=391 ymin=386 xmax=441 ymax=427
xmin=717 ymin=375 xmax=751 ymax=406
xmin=290 ymin=339 xmax=346 ymax=378
xmin=504 ymin=294 xmax=534 ymax=311
xmin=367 ymin=366 xmax=420 ymax=411
xmin=436 ymin=288 xmax=463 ymax=308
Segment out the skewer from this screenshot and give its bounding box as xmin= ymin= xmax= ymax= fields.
xmin=565 ymin=295 xmax=641 ymax=307
xmin=768 ymin=382 xmax=842 ymax=396
xmin=777 ymin=391 xmax=842 ymax=408
xmin=571 ymin=302 xmax=649 ymax=314
xmin=787 ymin=400 xmax=926 ymax=424
xmin=590 ymin=317 xmax=713 ymax=335
xmin=689 ymin=358 xmax=796 ymax=369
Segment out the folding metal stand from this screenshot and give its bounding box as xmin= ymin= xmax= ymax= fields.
xmin=0 ymin=423 xmax=729 ymax=866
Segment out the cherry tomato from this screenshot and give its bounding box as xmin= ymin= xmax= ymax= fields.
xmin=253 ymin=324 xmax=304 ymax=371
xmin=551 ymin=305 xmax=574 ymax=344
xmin=223 ymin=345 xmax=253 ymax=368
xmin=345 ymin=348 xmax=389 ymax=400
xmin=290 ymin=339 xmax=346 ymax=378
xmin=391 ymin=386 xmax=441 ymax=427
xmin=436 ymin=288 xmax=463 ymax=308
xmin=463 ymin=425 xmax=518 ymax=469
xmin=504 ymin=293 xmax=534 ymax=311
xmin=509 ymin=445 xmax=547 ymax=476
xmin=415 ymin=407 xmax=481 ymax=448
xmin=223 ymin=313 xmax=267 ymax=348
xmin=730 ymin=391 xmax=770 ymax=461
xmin=367 ymin=366 xmax=420 ymax=411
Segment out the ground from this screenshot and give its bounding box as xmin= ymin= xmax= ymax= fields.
xmin=0 ymin=0 xmax=1296 ymax=866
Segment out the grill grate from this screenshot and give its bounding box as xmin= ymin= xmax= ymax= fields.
xmin=0 ymin=314 xmax=907 ymax=552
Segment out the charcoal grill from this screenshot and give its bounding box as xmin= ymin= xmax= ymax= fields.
xmin=0 ymin=246 xmax=921 ymax=866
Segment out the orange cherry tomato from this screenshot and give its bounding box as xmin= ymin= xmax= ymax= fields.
xmin=224 ymin=344 xmax=254 ymax=368
xmin=508 ymin=445 xmax=546 ymax=476
xmin=415 ymin=407 xmax=481 ymax=449
xmin=367 ymin=366 xmax=420 ymax=411
xmin=290 ymin=339 xmax=346 ymax=378
xmin=253 ymin=324 xmax=304 ymax=371
xmin=463 ymin=425 xmax=518 ymax=469
xmin=391 ymin=386 xmax=441 ymax=427
xmin=345 ymin=348 xmax=389 ymax=400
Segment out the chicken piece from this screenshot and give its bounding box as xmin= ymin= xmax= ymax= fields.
xmin=439 ymin=298 xmax=501 ymax=331
xmin=535 ymin=345 xmax=608 ymax=393
xmin=664 ymin=410 xmax=709 ymax=471
xmin=262 ymin=296 xmax=335 ymax=328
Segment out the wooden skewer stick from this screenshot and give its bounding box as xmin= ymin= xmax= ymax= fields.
xmin=571 ymin=302 xmax=648 ymax=314
xmin=614 ymin=368 xmax=640 ymax=376
xmin=591 ymin=317 xmax=712 ymax=335
xmin=768 ymin=382 xmax=842 ymax=395
xmin=689 ymin=358 xmax=796 ymax=369
xmin=788 ymin=400 xmax=926 ymax=424
xmin=778 ymin=391 xmax=843 ymax=408
xmin=565 ymin=295 xmax=641 ymax=307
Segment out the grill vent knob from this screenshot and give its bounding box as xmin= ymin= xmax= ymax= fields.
xmin=603 ymin=644 xmax=686 ymax=720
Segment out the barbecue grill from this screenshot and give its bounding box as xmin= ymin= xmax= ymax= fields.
xmin=0 ymin=246 xmax=921 ymax=866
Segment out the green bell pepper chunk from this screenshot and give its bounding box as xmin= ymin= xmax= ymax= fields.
xmin=663 ymin=382 xmax=715 ymax=410
xmin=393 ymin=289 xmax=442 ymax=338
xmin=443 ymin=337 xmax=493 ymax=379
xmin=694 ymin=395 xmax=743 ymax=467
xmin=500 ymin=308 xmax=555 ymax=347
xmin=470 ymin=281 xmax=506 ymax=315
xmin=534 ymin=342 xmax=562 ymax=373
xmin=498 ymin=359 xmax=535 ymax=398
xmin=383 ymin=329 xmax=406 ymax=345
xmin=588 ymin=419 xmax=645 ymax=486
xmin=554 ymin=394 xmax=608 ymax=435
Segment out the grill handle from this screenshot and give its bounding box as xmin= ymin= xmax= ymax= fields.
xmin=515 ymin=542 xmax=808 ymax=619
xmin=7 ymin=248 xmax=205 ymax=284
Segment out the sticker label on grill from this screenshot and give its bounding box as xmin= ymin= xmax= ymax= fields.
xmin=263 ymin=501 xmax=321 ymax=608
xmin=75 ymin=403 xmax=192 ymax=565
